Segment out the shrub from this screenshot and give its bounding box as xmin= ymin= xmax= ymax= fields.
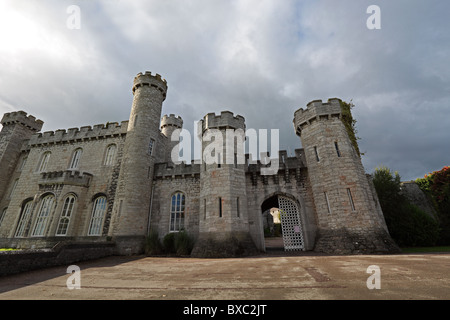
xmin=163 ymin=232 xmax=176 ymax=254
xmin=144 ymin=230 xmax=163 ymax=255
xmin=162 ymin=231 xmax=194 ymax=255
xmin=174 ymin=231 xmax=194 ymax=256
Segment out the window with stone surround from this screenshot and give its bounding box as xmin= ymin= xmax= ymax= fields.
xmin=88 ymin=196 xmax=107 ymax=236
xmin=37 ymin=151 xmax=51 ymax=172
xmin=347 ymin=188 xmax=356 ymax=211
xmin=15 ymin=200 xmax=33 ymax=237
xmin=0 ymin=207 xmax=7 ymax=227
xmin=324 ymin=192 xmax=331 ymax=214
xmin=69 ymin=148 xmax=83 ymax=169
xmin=335 ymin=142 xmax=341 ymax=157
xmin=32 ymin=194 xmax=55 ymax=237
xmin=56 ymin=195 xmax=76 ymax=236
xmin=9 ymin=179 xmax=18 ymax=199
xmin=314 ymin=146 xmax=320 ymax=162
xmin=104 ymin=144 xmax=116 ymax=165
xmin=170 ymin=192 xmax=185 ymax=232
xmin=148 ymin=138 xmax=155 ymax=156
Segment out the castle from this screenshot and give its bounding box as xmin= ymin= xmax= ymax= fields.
xmin=0 ymin=71 xmax=399 ymax=257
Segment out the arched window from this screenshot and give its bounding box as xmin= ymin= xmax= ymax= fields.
xmin=56 ymin=195 xmax=76 ymax=236
xmin=32 ymin=195 xmax=55 ymax=236
xmin=69 ymin=148 xmax=83 ymax=169
xmin=88 ymin=196 xmax=107 ymax=236
xmin=38 ymin=152 xmax=51 ymax=172
xmin=170 ymin=192 xmax=185 ymax=232
xmin=15 ymin=200 xmax=33 ymax=237
xmin=104 ymin=144 xmax=116 ymax=165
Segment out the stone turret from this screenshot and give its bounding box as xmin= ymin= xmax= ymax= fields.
xmin=160 ymin=114 xmax=183 ymax=164
xmin=109 ymin=71 xmax=168 ymax=254
xmin=191 ymin=111 xmax=258 ymax=257
xmin=0 ymin=111 xmax=43 ymax=201
xmin=293 ymin=98 xmax=399 ymax=254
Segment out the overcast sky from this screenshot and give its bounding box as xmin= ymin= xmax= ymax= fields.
xmin=0 ymin=0 xmax=448 ymax=181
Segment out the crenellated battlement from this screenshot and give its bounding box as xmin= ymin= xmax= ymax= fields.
xmin=1 ymin=110 xmax=43 ymax=132
xmin=27 ymin=120 xmax=128 ymax=146
xmin=197 ymin=111 xmax=245 ymax=137
xmin=293 ymin=98 xmax=342 ymax=137
xmin=161 ymin=114 xmax=183 ymax=130
xmin=132 ymin=71 xmax=168 ymax=99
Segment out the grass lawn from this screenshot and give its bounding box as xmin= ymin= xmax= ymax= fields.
xmin=401 ymin=246 xmax=450 ymax=253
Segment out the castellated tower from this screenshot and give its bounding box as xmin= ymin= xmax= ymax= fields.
xmin=0 ymin=111 xmax=43 ymax=200
xmin=294 ymin=98 xmax=399 ymax=254
xmin=160 ymin=113 xmax=183 ymax=164
xmin=109 ymin=71 xmax=167 ymax=254
xmin=191 ymin=111 xmax=258 ymax=257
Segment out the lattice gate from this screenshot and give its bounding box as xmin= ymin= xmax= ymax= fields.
xmin=278 ymin=196 xmax=305 ymax=251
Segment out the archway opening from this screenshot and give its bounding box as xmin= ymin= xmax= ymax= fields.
xmin=261 ymin=194 xmax=305 ymax=252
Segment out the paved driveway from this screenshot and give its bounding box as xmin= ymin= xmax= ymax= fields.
xmin=0 ymin=252 xmax=449 ymax=300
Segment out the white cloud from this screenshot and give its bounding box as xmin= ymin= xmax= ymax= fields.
xmin=0 ymin=0 xmax=449 ymax=180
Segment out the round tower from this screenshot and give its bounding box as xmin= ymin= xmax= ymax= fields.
xmin=0 ymin=111 xmax=43 ymax=201
xmin=160 ymin=114 xmax=183 ymax=164
xmin=293 ymin=98 xmax=399 ymax=254
xmin=110 ymin=71 xmax=168 ymax=254
xmin=191 ymin=111 xmax=258 ymax=257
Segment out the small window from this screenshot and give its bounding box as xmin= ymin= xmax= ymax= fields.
xmin=32 ymin=195 xmax=55 ymax=236
xmin=104 ymin=144 xmax=116 ymax=165
xmin=217 ymin=152 xmax=221 ymax=168
xmin=324 ymin=192 xmax=331 ymax=214
xmin=38 ymin=152 xmax=51 ymax=172
xmin=69 ymin=148 xmax=82 ymax=169
xmin=347 ymin=188 xmax=356 ymax=211
xmin=88 ymin=196 xmax=107 ymax=236
xmin=9 ymin=179 xmax=19 ymax=199
xmin=0 ymin=207 xmax=7 ymax=227
xmin=335 ymin=142 xmax=341 ymax=157
xmin=15 ymin=201 xmax=33 ymax=237
xmin=314 ymin=146 xmax=320 ymax=162
xmin=219 ymin=197 xmax=223 ymax=218
xmin=56 ymin=195 xmax=76 ymax=236
xmin=148 ymin=138 xmax=155 ymax=156
xmin=236 ymin=197 xmax=240 ymax=218
xmin=170 ymin=192 xmax=185 ymax=232
xmin=19 ymin=156 xmax=28 ymax=171
xmin=203 ymin=199 xmax=206 ymax=220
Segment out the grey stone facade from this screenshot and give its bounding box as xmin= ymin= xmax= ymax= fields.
xmin=0 ymin=71 xmax=399 ymax=257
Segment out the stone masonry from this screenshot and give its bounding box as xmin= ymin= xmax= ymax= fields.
xmin=0 ymin=71 xmax=400 ymax=257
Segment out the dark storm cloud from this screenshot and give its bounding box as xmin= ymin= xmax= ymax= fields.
xmin=0 ymin=0 xmax=448 ymax=180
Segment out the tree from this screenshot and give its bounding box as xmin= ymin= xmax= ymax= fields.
xmin=373 ymin=166 xmax=440 ymax=247
xmin=416 ymin=166 xmax=450 ymax=245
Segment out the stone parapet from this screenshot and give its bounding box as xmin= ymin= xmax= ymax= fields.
xmin=1 ymin=110 xmax=43 ymax=132
xmin=161 ymin=114 xmax=183 ymax=130
xmin=294 ymin=98 xmax=342 ymax=137
xmin=197 ymin=111 xmax=245 ymax=137
xmin=38 ymin=170 xmax=93 ymax=187
xmin=27 ymin=121 xmax=128 ymax=146
xmin=153 ymin=162 xmax=201 ymax=178
xmin=132 ymin=71 xmax=167 ymax=99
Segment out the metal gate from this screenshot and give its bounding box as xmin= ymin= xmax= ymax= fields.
xmin=278 ymin=196 xmax=304 ymax=251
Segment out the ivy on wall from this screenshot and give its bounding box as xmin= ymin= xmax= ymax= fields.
xmin=339 ymin=100 xmax=361 ymax=157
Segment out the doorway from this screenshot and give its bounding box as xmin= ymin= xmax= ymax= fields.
xmin=261 ymin=194 xmax=305 ymax=251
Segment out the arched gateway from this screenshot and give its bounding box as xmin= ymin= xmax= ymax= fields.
xmin=261 ymin=194 xmax=305 ymax=251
